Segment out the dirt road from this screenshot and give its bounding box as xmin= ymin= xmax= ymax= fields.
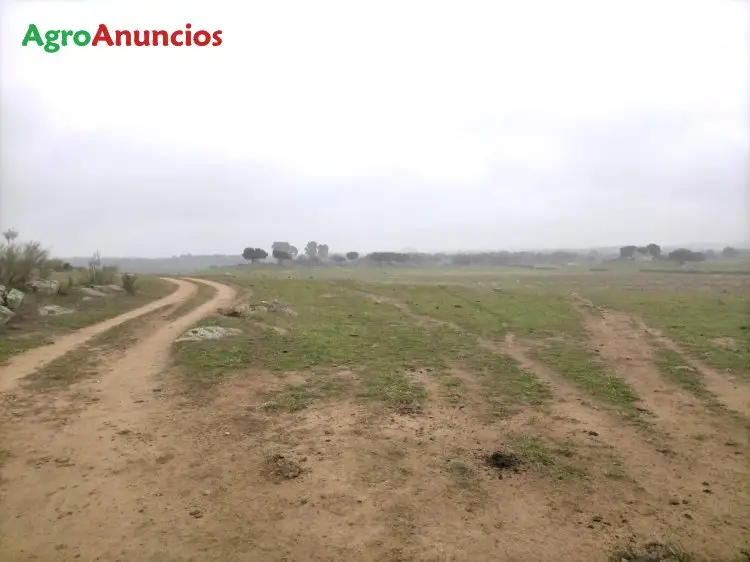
xmin=0 ymin=278 xmax=197 ymax=392
xmin=0 ymin=277 xmax=235 ymax=561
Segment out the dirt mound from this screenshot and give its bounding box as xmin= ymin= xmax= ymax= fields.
xmin=484 ymin=450 xmax=521 ymax=471
xmin=262 ymin=454 xmax=303 ymax=482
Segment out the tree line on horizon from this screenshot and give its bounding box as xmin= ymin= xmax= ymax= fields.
xmin=241 ymin=241 xmax=745 ymax=267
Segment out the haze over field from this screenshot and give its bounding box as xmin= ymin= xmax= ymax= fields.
xmin=1 ymin=0 xmax=748 ymax=257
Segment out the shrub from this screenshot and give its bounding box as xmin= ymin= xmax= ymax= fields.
xmin=58 ymin=275 xmax=75 ymax=296
xmin=83 ymin=264 xmax=118 ymax=285
xmin=0 ymin=230 xmax=51 ymax=289
xmin=122 ymin=273 xmax=137 ymax=296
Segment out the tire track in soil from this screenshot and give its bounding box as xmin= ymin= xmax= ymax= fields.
xmin=0 ymin=278 xmax=235 ymax=562
xmin=0 ymin=277 xmax=198 ymax=393
xmin=572 ymin=293 xmax=750 ymax=418
xmin=639 ymin=318 xmax=750 ymax=418
xmin=352 ymin=289 xmax=750 ymax=559
xmin=570 ymin=295 xmax=749 ymax=439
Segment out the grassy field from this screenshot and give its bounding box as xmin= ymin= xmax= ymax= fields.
xmin=164 ymin=265 xmax=750 ymax=561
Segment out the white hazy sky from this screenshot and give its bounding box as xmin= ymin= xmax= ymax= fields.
xmin=1 ymin=0 xmax=748 ymax=257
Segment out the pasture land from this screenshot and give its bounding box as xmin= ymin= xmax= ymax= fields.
xmin=0 ymin=267 xmax=748 ymax=561
xmin=168 ymin=267 xmax=749 ymax=561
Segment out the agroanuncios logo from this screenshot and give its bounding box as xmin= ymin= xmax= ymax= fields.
xmin=22 ymin=23 xmax=223 ymax=53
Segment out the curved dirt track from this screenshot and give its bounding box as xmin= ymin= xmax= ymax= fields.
xmin=0 ymin=278 xmax=235 ymax=561
xmin=0 ymin=278 xmax=198 ymax=392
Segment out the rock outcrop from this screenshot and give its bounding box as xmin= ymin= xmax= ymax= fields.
xmin=26 ymin=279 xmax=60 ymax=296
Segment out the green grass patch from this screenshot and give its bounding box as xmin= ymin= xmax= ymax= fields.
xmin=262 ymin=376 xmax=350 ymax=413
xmin=171 ymin=278 xmax=552 ymax=414
xmin=446 ymin=459 xmax=482 ymax=493
xmin=652 ymin=346 xmax=720 ymax=406
xmin=463 ymin=352 xmax=551 ymax=418
xmin=506 ymin=433 xmax=588 ymax=480
xmin=0 ymin=334 xmax=47 ymax=364
xmin=345 ymin=282 xmax=642 ymax=418
xmin=359 ymin=370 xmax=428 ymax=409
xmin=348 ymin=282 xmax=582 ymax=340
xmin=534 ymin=339 xmax=641 ymax=420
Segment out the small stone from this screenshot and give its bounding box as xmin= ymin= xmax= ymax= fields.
xmin=591 ymin=515 xmax=603 ymax=523
xmin=684 ymin=513 xmax=693 ymax=520
xmin=188 ymin=509 xmax=203 ymax=518
xmin=669 ymin=498 xmax=680 ymax=506
xmin=224 ymin=431 xmax=231 ymax=436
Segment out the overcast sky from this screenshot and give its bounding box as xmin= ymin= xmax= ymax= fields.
xmin=1 ymin=0 xmax=748 ymax=257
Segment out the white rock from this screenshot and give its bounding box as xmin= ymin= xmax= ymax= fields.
xmin=26 ymin=279 xmax=60 ymax=295
xmin=80 ymin=287 xmax=109 ymax=298
xmin=0 ymin=305 xmax=14 ymax=326
xmin=107 ymin=284 xmax=125 ymax=292
xmin=6 ymin=288 xmax=25 ymax=310
xmin=39 ymin=305 xmax=75 ymax=316
xmin=0 ymin=285 xmax=25 ymax=311
xmin=175 ymin=326 xmax=243 ymax=343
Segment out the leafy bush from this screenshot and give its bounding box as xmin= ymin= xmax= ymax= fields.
xmin=0 ymin=229 xmax=51 ymax=289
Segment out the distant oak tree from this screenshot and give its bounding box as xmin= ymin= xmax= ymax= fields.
xmin=242 ymin=247 xmax=268 ymax=263
xmin=619 ymin=245 xmax=637 ymax=259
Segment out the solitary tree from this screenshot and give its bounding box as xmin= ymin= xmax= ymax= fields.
xmin=619 ymin=245 xmax=637 ymax=259
xmin=345 ymin=251 xmax=359 ymax=261
xmin=242 ymin=247 xmax=268 ymax=264
xmin=318 ymin=244 xmax=329 ymax=259
xmin=646 ymin=243 xmax=661 ymax=259
xmin=331 ymin=254 xmax=346 ymax=263
xmin=668 ymin=248 xmax=705 ymax=265
xmin=305 ymin=241 xmax=318 ymax=259
xmin=272 ymin=249 xmax=292 ymax=264
xmin=722 ymin=246 xmax=739 ymax=259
